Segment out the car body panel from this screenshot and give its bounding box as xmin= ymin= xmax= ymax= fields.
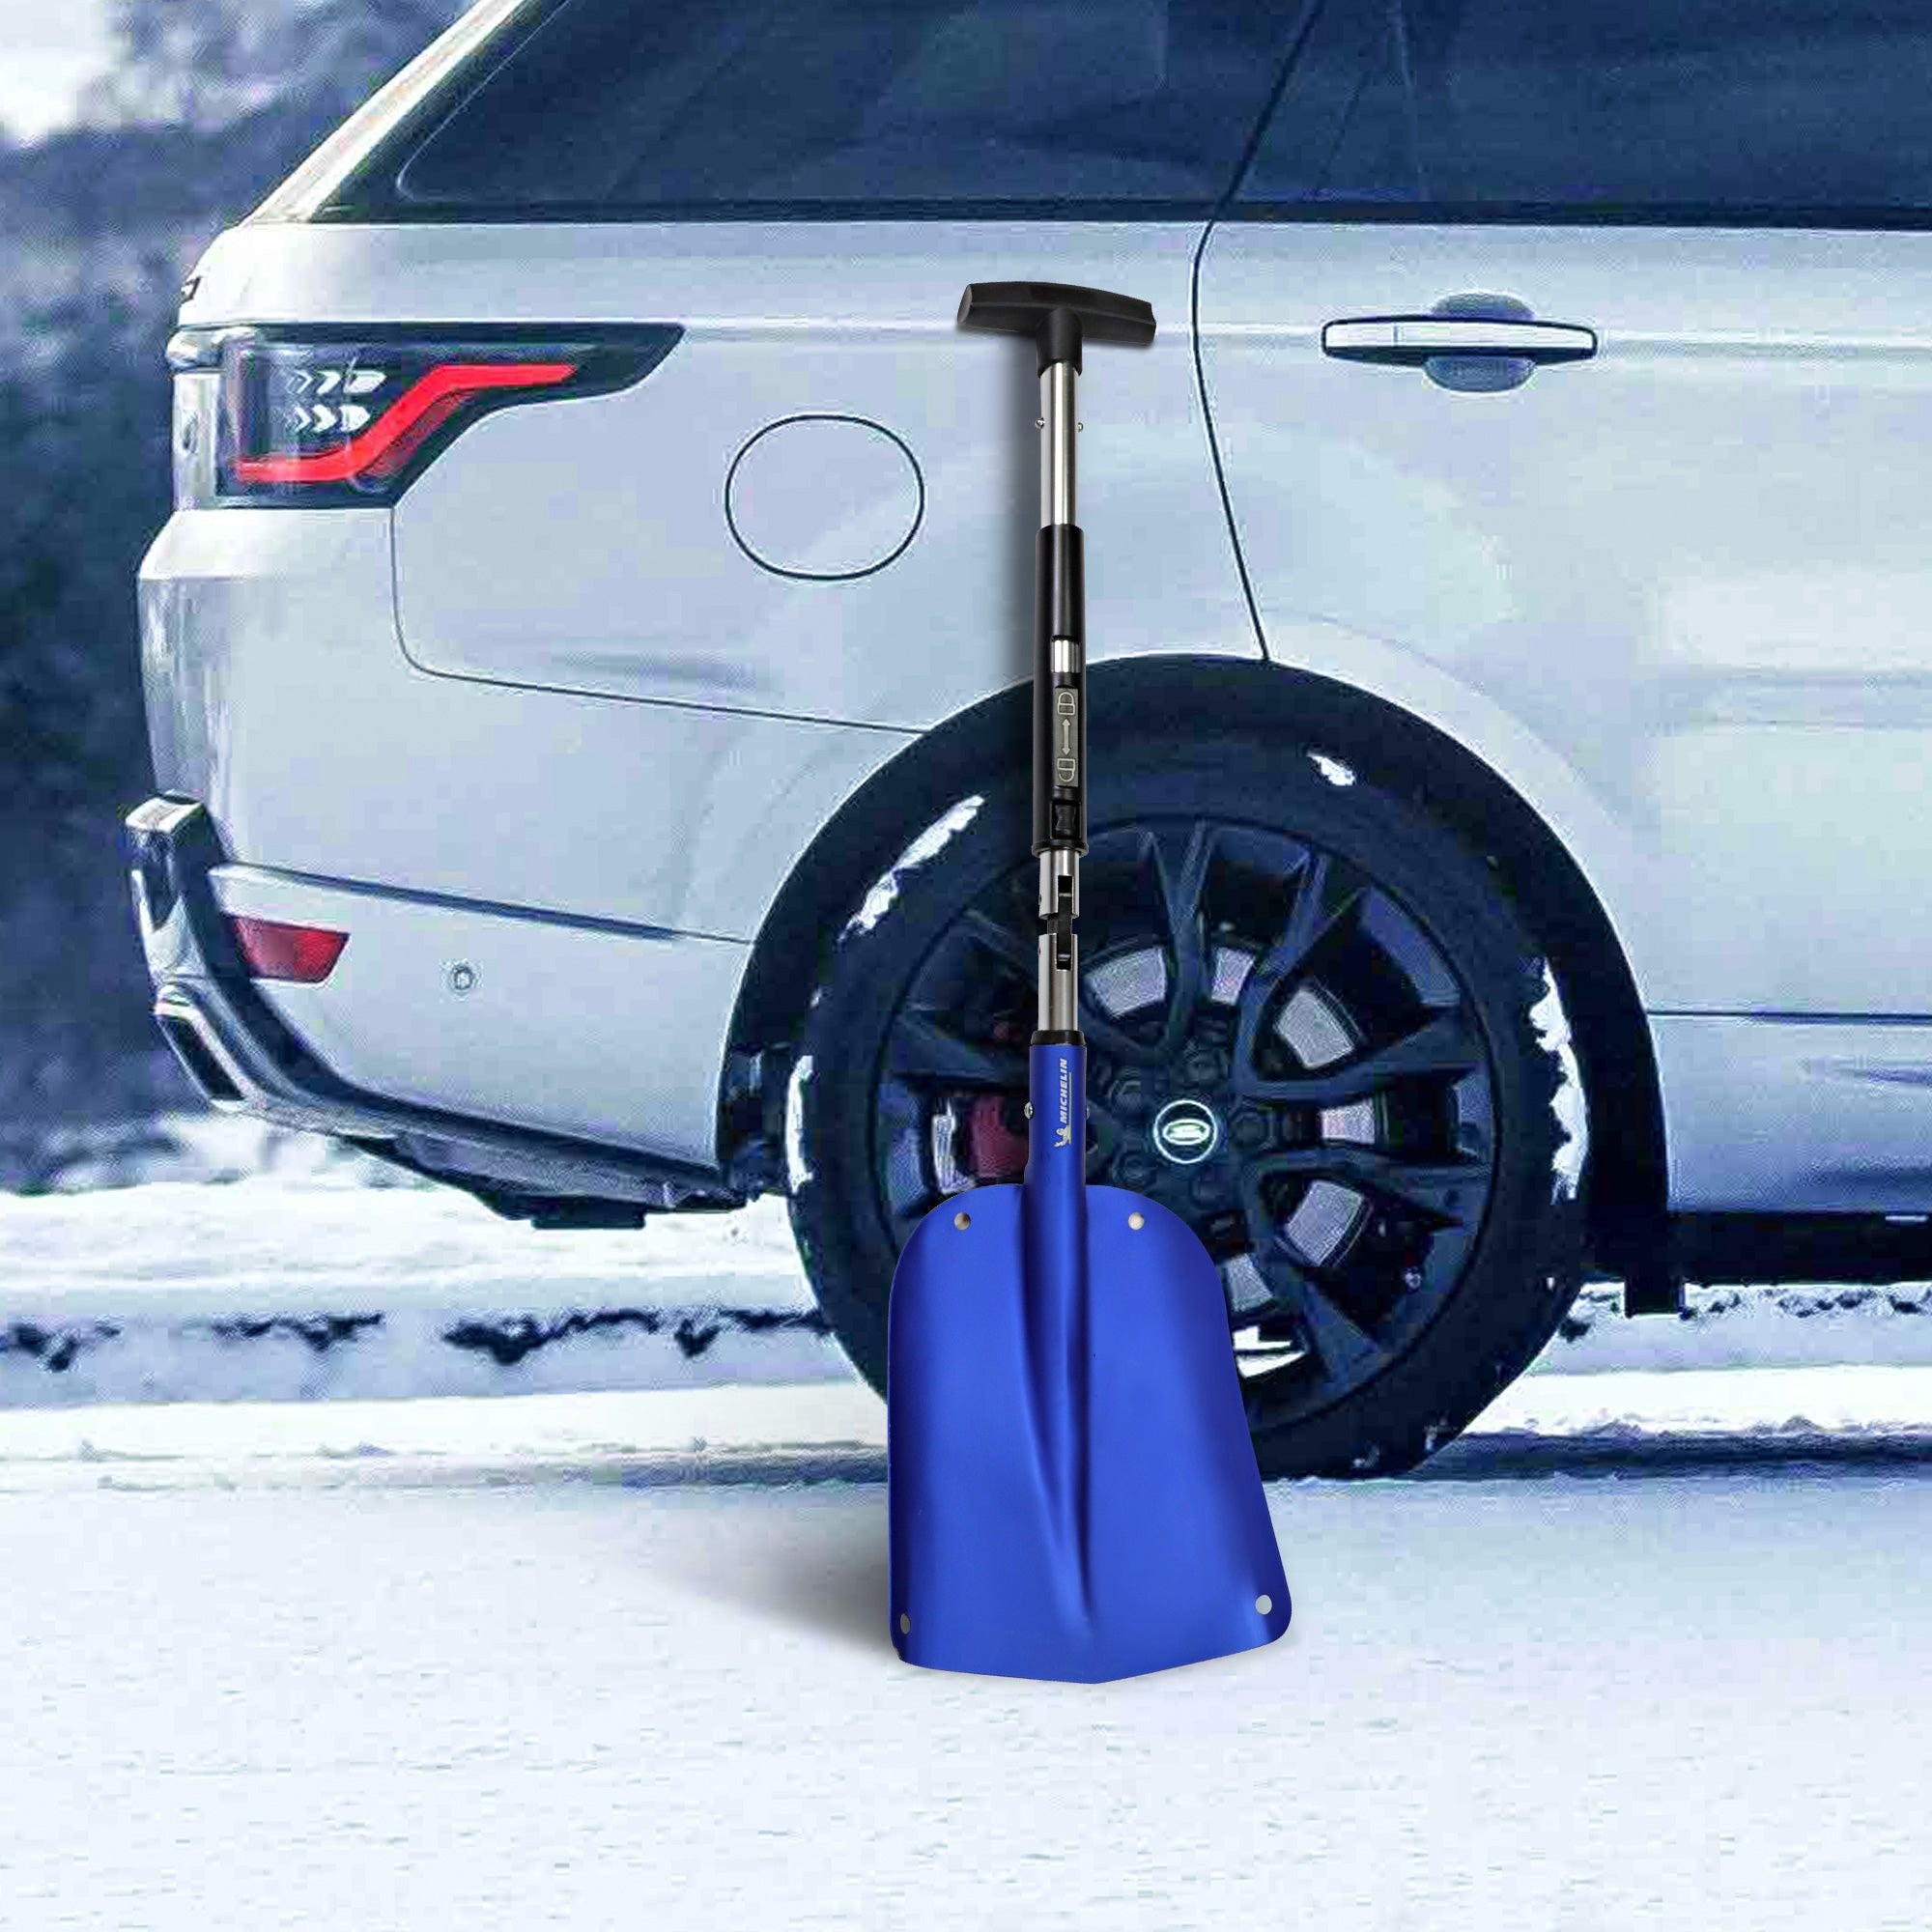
xmin=182 ymin=220 xmax=1261 ymax=728
xmin=139 ymin=506 xmax=914 ymax=947
xmin=1197 ymin=219 xmax=1932 ymax=1019
xmin=1652 ymin=1014 xmax=1932 ymax=1212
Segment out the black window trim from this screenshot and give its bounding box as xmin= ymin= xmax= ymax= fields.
xmin=309 ymin=197 xmax=1245 ymax=225
xmin=1225 ymin=199 xmax=1932 ymax=233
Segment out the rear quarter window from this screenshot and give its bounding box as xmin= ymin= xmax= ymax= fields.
xmin=325 ymin=0 xmax=1296 ymax=218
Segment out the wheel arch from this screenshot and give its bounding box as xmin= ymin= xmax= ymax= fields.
xmin=723 ymin=656 xmax=1666 ymax=1275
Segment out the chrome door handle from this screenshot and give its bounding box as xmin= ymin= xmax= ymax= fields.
xmin=1322 ymin=316 xmax=1597 ymax=366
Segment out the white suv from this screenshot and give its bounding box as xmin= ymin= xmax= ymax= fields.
xmin=129 ymin=0 xmax=1932 ymax=1475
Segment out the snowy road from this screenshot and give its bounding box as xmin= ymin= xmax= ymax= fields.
xmin=5 ymin=1382 xmax=1932 ymax=1931
xmin=7 ymin=1130 xmax=1932 ymax=1925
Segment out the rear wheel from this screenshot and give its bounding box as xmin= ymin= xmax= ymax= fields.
xmin=786 ymin=736 xmax=1586 ymax=1477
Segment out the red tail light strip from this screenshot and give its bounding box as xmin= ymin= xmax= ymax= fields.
xmin=234 ymin=359 xmax=578 ymax=486
xmin=227 ymin=915 xmax=351 ymax=984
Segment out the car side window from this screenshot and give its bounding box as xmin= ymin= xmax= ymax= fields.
xmin=1240 ymin=0 xmax=1932 ymax=220
xmin=355 ymin=0 xmax=1298 ymax=218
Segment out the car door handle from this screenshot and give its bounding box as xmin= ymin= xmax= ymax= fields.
xmin=1321 ymin=316 xmax=1598 ymax=367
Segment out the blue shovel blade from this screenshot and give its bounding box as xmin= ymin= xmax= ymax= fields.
xmin=887 ymin=1044 xmax=1290 ymax=1683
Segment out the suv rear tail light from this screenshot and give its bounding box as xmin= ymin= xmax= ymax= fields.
xmin=227 ymin=915 xmax=349 ymax=983
xmin=166 ymin=326 xmax=680 ymax=506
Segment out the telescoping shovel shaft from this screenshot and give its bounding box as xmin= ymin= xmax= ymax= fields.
xmin=885 ymin=283 xmax=1290 ymax=1683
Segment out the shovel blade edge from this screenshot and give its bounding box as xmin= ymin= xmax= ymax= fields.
xmin=887 ymin=1181 xmax=1290 ymax=1683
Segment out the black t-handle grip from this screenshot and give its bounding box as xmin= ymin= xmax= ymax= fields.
xmin=956 ymin=281 xmax=1156 ymax=372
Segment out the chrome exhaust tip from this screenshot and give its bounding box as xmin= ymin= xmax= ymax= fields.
xmin=153 ymin=984 xmax=249 ymax=1110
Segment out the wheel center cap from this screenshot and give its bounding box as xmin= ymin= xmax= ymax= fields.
xmin=1151 ymin=1096 xmax=1221 ymax=1166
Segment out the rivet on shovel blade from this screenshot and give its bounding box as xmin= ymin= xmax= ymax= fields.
xmin=899 ymin=1613 xmax=912 ymax=1634
xmin=954 ymin=1211 xmax=971 ymax=1230
xmin=1255 ymin=1595 xmax=1272 ymax=1615
xmin=1127 ymin=1211 xmax=1145 ymax=1230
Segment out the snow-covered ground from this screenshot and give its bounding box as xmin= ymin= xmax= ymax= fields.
xmin=8 ymin=1114 xmax=1932 ymax=1407
xmin=0 ymin=1175 xmax=827 ymax=1404
xmin=6 ymin=1365 xmax=1932 ymax=1491
xmin=6 ymin=1120 xmax=1932 ymax=1924
xmin=13 ymin=1159 xmax=1932 ymax=1404
xmin=3 ymin=1381 xmax=1929 ymax=1931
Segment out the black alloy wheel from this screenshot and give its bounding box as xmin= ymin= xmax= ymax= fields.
xmin=787 ymin=736 xmax=1586 ymax=1478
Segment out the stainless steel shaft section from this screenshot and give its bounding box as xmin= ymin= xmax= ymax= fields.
xmin=1039 ymin=361 xmax=1077 ymax=527
xmin=1037 ymin=929 xmax=1081 ymax=1034
xmin=1038 ymin=848 xmax=1080 ymax=918
xmin=1036 ymin=353 xmax=1082 ymax=1036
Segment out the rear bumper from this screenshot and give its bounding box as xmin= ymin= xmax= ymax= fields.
xmin=126 ymin=796 xmax=749 ymax=1216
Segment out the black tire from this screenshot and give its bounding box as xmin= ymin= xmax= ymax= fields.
xmin=786 ymin=733 xmax=1586 ymax=1478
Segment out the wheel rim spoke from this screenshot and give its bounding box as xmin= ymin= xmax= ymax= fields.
xmin=957 ymin=905 xmax=1035 ymax=980
xmin=885 ymin=1011 xmax=1027 ymax=1090
xmin=1231 ymin=850 xmax=1369 ymax=1075
xmin=1085 ymin=1092 xmax=1128 ymax=1162
xmin=1260 ymin=1145 xmax=1489 ymax=1226
xmin=1233 ymin=1008 xmax=1483 ymax=1105
xmin=1250 ymin=1236 xmax=1390 ymax=1380
xmin=1075 ymin=820 xmax=1216 ymax=1064
xmin=1078 ymin=1006 xmax=1168 ymax=1066
xmin=1258 ymin=849 xmax=1366 ymax=985
xmin=1144 ymin=818 xmax=1214 ymax=1050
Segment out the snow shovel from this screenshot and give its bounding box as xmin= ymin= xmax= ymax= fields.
xmin=886 ymin=282 xmax=1291 ymax=1682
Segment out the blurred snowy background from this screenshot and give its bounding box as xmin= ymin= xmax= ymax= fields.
xmin=0 ymin=0 xmax=462 ymax=1184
